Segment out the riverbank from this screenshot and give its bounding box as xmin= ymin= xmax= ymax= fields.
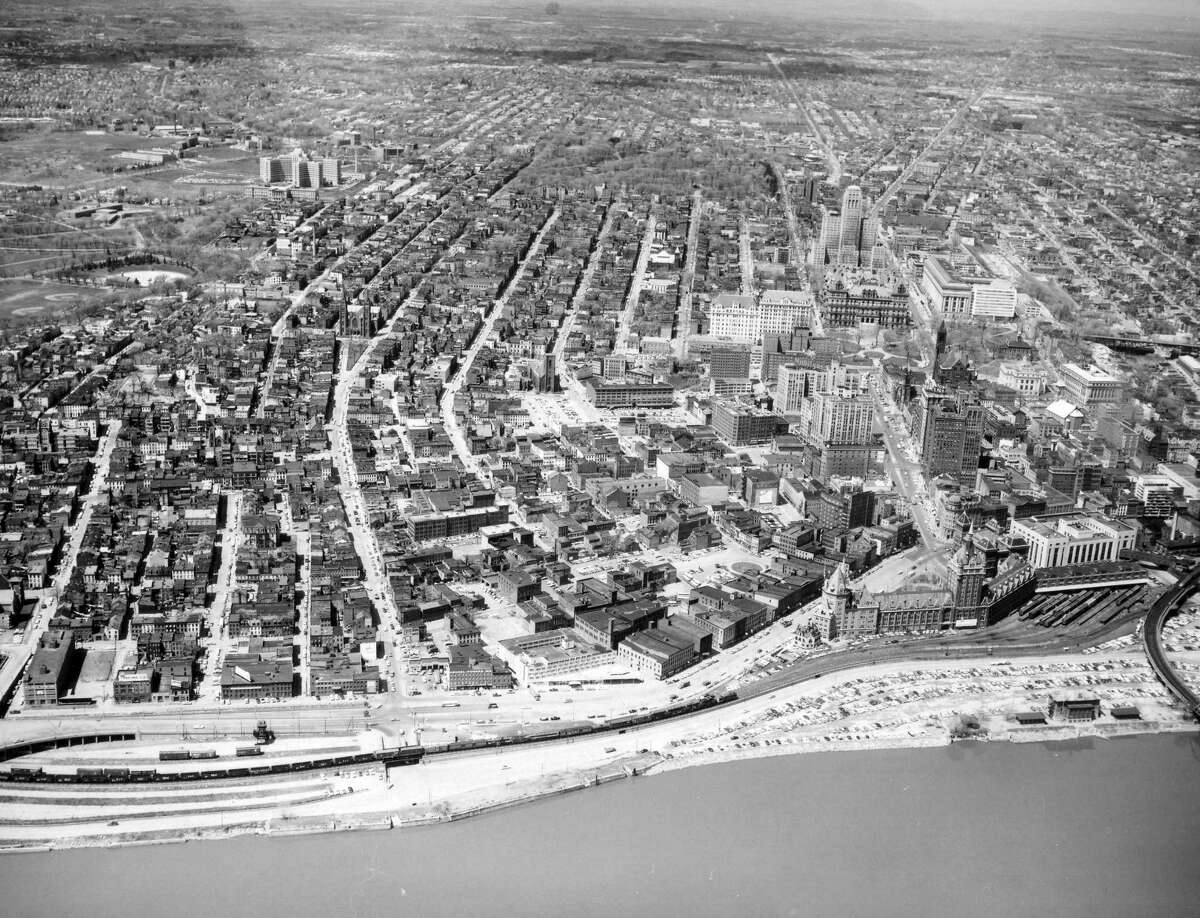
xmin=3 ymin=717 xmax=1195 ymax=854
xmin=2 ymin=648 xmax=1196 ymax=854
xmin=9 ymin=733 xmax=1200 ymax=918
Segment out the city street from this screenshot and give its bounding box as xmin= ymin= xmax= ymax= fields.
xmin=196 ymin=490 xmax=244 ymax=703
xmin=442 ymin=206 xmax=562 ymax=475
xmin=614 ymin=210 xmax=656 ymax=355
xmin=0 ymin=420 xmax=123 ymax=709
xmin=672 ymin=188 xmax=702 ymax=356
xmin=871 ymin=362 xmax=944 ymax=554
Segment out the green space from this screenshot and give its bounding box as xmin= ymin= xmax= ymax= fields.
xmin=0 ymin=279 xmax=114 ymax=323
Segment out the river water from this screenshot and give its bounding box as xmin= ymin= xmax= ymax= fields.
xmin=4 ymin=733 xmax=1200 ymax=918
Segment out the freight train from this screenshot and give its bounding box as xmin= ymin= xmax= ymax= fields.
xmin=0 ymin=746 xmax=426 ymax=785
xmin=426 ymin=691 xmax=737 ymax=755
xmin=0 ymin=691 xmax=738 ymax=785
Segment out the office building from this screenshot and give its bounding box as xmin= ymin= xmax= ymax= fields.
xmin=584 ymin=380 xmax=675 ymax=409
xmin=1133 ymin=474 xmax=1182 ymax=517
xmin=798 ymin=392 xmax=876 ymax=479
xmin=23 ymin=630 xmax=74 ymax=706
xmin=709 ymin=346 xmax=751 ymax=380
xmin=970 ymin=280 xmax=1018 ymax=320
xmin=920 ymin=256 xmax=974 ymax=319
xmin=817 ymin=185 xmax=880 ymax=267
xmin=913 ymin=383 xmax=985 ymax=485
xmin=1009 ymin=514 xmax=1136 ymax=568
xmin=760 ymin=327 xmax=815 ymax=382
xmin=775 ymin=360 xmax=823 ymax=414
xmin=1060 ymin=363 xmax=1123 ymax=406
xmin=711 ymin=400 xmax=785 ymax=446
xmin=804 ymin=392 xmax=874 ymax=447
xmin=998 ymin=360 xmax=1047 ymax=396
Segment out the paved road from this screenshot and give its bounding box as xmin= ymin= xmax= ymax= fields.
xmin=2 ymin=700 xmax=370 ymax=744
xmin=555 ymin=201 xmax=618 ymax=390
xmin=195 ymin=491 xmax=244 ymax=702
xmin=328 ymin=344 xmax=409 ymax=698
xmin=1143 ymin=566 xmax=1200 ymax=718
xmin=871 ymin=365 xmax=943 ymax=551
xmin=615 ymin=211 xmax=656 ymax=355
xmin=767 ymin=53 xmax=842 ymax=184
xmin=735 ymin=611 xmax=1146 ymax=703
xmin=672 ymin=189 xmax=702 ymax=358
xmin=0 ymin=421 xmax=123 ymax=709
xmin=868 ymin=86 xmax=990 ymax=222
xmin=442 ymin=206 xmax=561 ymax=475
xmin=738 ymin=215 xmax=754 ymax=296
xmin=59 ymin=341 xmax=137 ymax=406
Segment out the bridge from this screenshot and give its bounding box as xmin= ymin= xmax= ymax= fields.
xmin=1084 ymin=334 xmax=1200 ymax=356
xmin=1142 ymin=564 xmax=1200 ymax=721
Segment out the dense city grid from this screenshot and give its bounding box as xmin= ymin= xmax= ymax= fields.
xmin=0 ymin=0 xmax=1198 ymax=853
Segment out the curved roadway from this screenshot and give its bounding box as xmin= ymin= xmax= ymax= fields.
xmin=1143 ymin=565 xmax=1200 ymax=719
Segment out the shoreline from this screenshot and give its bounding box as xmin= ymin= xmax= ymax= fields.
xmin=3 ymin=717 xmax=1194 ymax=855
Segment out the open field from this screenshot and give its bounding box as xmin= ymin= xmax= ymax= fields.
xmin=0 ymin=128 xmax=260 ymax=200
xmin=0 ymin=129 xmax=153 ymax=186
xmin=0 ymin=279 xmax=113 ymax=322
xmin=0 ymin=212 xmax=142 ymax=278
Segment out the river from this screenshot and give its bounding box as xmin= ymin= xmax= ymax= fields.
xmin=3 ymin=733 xmax=1200 ymax=917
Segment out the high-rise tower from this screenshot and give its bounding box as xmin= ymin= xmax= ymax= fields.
xmin=817 ymin=185 xmax=879 ymax=267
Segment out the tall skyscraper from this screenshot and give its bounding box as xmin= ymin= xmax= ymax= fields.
xmin=913 ymin=382 xmax=985 ymax=485
xmin=818 ymin=185 xmax=880 ymax=267
xmin=774 ymin=355 xmax=833 ymax=414
xmin=801 ymin=391 xmax=876 ymax=478
xmin=807 ymin=392 xmax=874 ymax=446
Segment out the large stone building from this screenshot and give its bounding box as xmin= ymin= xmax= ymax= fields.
xmin=1060 ymin=363 xmax=1123 ymax=406
xmin=921 ymin=256 xmax=974 ymax=319
xmin=820 ymin=268 xmax=911 ymax=328
xmin=1009 ymin=513 xmax=1136 ymax=568
xmin=709 ymin=291 xmax=812 ymax=344
xmin=815 ymin=532 xmax=1034 ymax=640
xmin=921 ymin=257 xmax=1014 ymax=322
xmin=998 ymin=360 xmax=1047 ymax=397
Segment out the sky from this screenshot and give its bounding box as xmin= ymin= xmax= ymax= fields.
xmin=542 ymin=0 xmax=1200 ymax=31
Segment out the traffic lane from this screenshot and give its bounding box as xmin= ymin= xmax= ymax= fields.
xmin=738 ymin=615 xmax=1145 ymax=702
